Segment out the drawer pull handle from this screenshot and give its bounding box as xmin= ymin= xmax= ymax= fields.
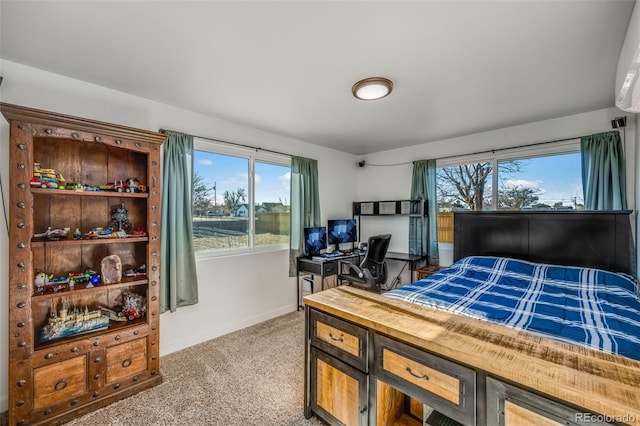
xmin=406 ymin=367 xmax=429 ymax=381
xmin=122 ymin=358 xmax=132 ymax=368
xmin=45 ymin=353 xmax=55 ymax=359
xmin=54 ymin=380 xmax=67 ymax=391
xmin=328 ymin=333 xmax=344 ymax=343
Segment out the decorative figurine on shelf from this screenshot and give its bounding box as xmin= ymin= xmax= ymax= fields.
xmin=124 ymin=264 xmax=146 ymax=278
xmin=111 ymin=203 xmax=131 ymax=232
xmin=73 ymin=228 xmax=82 ymax=240
xmin=101 ymin=254 xmax=122 ymax=284
xmin=34 ymin=270 xmax=48 ymax=292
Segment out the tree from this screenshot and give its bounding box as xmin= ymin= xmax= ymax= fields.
xmin=498 ymin=185 xmax=541 ymax=209
xmin=192 ymin=172 xmax=214 ymax=216
xmin=437 ymin=160 xmax=524 ymax=211
xmin=438 ymin=163 xmax=493 ymax=211
xmin=223 ymin=188 xmax=247 ymax=215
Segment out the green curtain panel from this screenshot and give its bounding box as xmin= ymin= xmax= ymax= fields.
xmin=410 ymin=159 xmax=439 ymax=265
xmin=289 ymin=156 xmax=321 ymax=276
xmin=581 ymin=131 xmax=627 ymax=210
xmin=160 ymin=130 xmax=199 ymax=312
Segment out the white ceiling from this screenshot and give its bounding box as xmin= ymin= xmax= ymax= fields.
xmin=0 ymin=1 xmax=635 ymax=155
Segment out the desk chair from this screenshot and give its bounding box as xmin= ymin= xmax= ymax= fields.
xmin=338 ymin=234 xmax=392 ymax=292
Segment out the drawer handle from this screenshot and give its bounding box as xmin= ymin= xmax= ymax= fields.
xmin=122 ymin=358 xmax=132 ymax=368
xmin=406 ymin=367 xmax=429 ymax=381
xmin=328 ymin=333 xmax=344 ymax=343
xmin=54 ymin=380 xmax=67 ymax=391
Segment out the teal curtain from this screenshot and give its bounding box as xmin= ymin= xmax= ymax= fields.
xmin=410 ymin=160 xmax=439 ymax=265
xmin=581 ymin=131 xmax=627 ymax=210
xmin=160 ymin=131 xmax=199 ymax=312
xmin=289 ymin=156 xmax=321 ymax=276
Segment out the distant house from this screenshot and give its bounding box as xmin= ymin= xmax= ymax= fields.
xmin=235 ymin=204 xmax=249 ymax=217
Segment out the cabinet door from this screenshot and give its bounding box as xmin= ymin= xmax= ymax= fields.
xmin=486 ymin=377 xmax=611 ymax=426
xmin=310 ymin=347 xmax=368 ymax=426
xmin=34 ymin=355 xmax=88 ymax=410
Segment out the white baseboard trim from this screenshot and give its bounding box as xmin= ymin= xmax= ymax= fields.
xmin=159 ymin=303 xmax=298 ymax=356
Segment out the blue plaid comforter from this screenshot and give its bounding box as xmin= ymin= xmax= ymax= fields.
xmin=384 ymin=256 xmax=640 ymax=361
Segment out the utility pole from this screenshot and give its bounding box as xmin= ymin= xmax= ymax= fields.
xmin=213 ymin=182 xmax=217 ymax=207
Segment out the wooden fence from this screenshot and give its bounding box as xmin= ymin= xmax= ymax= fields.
xmin=437 ymin=212 xmax=454 ymax=243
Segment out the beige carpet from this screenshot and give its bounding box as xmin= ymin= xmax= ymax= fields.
xmin=59 ymin=310 xmax=323 ymax=426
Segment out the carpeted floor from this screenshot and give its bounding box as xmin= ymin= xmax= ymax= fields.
xmin=52 ymin=310 xmax=322 ymax=425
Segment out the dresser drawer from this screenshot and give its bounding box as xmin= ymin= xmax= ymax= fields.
xmin=374 ymin=334 xmax=475 ymax=425
xmin=310 ymin=309 xmax=368 ymax=371
xmin=33 ymin=355 xmax=88 ymax=409
xmin=106 ymin=337 xmax=148 ymax=384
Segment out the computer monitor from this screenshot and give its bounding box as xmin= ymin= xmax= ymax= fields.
xmin=303 ymin=226 xmax=327 ymax=256
xmin=327 ymin=219 xmax=358 ymax=250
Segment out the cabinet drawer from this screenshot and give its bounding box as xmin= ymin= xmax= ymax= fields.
xmin=486 ymin=377 xmax=611 ymax=426
xmin=375 ymin=334 xmax=475 ymax=425
xmin=310 ymin=309 xmax=368 ymax=371
xmin=106 ymin=337 xmax=148 ymax=384
xmin=34 ymin=355 xmax=88 ymax=409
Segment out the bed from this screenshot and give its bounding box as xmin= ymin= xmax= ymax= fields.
xmin=303 ymin=211 xmax=640 ymax=426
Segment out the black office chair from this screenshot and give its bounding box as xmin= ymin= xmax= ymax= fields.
xmin=338 ymin=234 xmax=392 ymax=292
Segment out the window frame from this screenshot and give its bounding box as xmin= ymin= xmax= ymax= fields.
xmin=193 ymin=138 xmax=291 ymax=259
xmin=436 ymin=139 xmax=581 ymax=210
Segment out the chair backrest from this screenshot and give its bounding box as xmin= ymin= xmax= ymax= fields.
xmin=361 ymin=234 xmax=392 ymax=282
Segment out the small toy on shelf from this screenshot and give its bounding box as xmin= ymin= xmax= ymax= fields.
xmin=123 ymin=177 xmax=146 ymax=193
xmin=86 ymin=274 xmax=101 ymax=288
xmin=100 ymin=180 xmax=125 ymax=192
xmin=121 ymin=290 xmax=146 ymax=321
xmin=73 ymin=228 xmax=82 ymax=240
xmin=131 ymin=228 xmax=147 ymax=237
xmin=34 ymin=270 xmax=69 ymax=293
xmin=124 ymin=264 xmax=146 ymax=278
xmin=34 ymin=227 xmax=70 ymax=241
xmin=86 ymin=227 xmax=112 ymax=238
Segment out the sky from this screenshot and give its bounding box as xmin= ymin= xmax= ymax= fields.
xmin=194 ymin=150 xmax=290 ymax=206
xmin=500 ymin=152 xmax=583 ymax=207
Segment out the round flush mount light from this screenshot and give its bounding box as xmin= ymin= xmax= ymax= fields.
xmin=352 ymin=77 xmax=393 ymax=101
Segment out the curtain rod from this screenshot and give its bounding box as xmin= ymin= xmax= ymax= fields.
xmin=432 ymin=135 xmax=582 ymax=162
xmin=159 ymin=129 xmax=291 ymax=158
xmin=433 ymin=127 xmax=624 ymax=163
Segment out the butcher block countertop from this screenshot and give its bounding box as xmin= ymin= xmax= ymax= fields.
xmin=303 ymin=287 xmax=640 ymax=425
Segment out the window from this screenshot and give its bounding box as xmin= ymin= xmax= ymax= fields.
xmin=192 ymin=140 xmax=291 ymax=255
xmin=436 ymin=140 xmax=582 ymax=243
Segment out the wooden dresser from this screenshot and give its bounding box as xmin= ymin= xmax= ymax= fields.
xmin=304 ymin=287 xmax=640 ymax=426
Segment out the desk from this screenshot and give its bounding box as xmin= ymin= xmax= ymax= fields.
xmin=296 ymin=251 xmax=427 ymax=310
xmin=384 ymin=251 xmax=428 ymax=283
xmin=296 ymin=252 xmax=362 ymax=310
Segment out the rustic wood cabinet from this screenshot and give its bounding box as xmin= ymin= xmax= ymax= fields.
xmin=305 ymin=288 xmax=628 ymax=426
xmin=2 ymin=103 xmax=165 ymax=425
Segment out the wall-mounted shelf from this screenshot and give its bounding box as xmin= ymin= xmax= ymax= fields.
xmin=353 ymin=199 xmax=426 ymax=217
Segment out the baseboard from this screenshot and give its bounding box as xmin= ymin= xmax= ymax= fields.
xmin=159 ymin=303 xmax=298 ymax=356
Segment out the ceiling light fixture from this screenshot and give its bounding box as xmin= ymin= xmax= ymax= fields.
xmin=352 ymin=77 xmax=393 ymax=101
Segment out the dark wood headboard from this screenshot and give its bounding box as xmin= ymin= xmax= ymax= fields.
xmin=453 ymin=211 xmax=634 ymax=274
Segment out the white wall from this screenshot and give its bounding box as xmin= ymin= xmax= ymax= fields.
xmin=0 ymin=60 xmax=359 ymax=412
xmin=355 ymin=107 xmax=637 ymax=274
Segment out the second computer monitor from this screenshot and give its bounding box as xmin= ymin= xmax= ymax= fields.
xmin=328 ymin=219 xmax=358 ymax=250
